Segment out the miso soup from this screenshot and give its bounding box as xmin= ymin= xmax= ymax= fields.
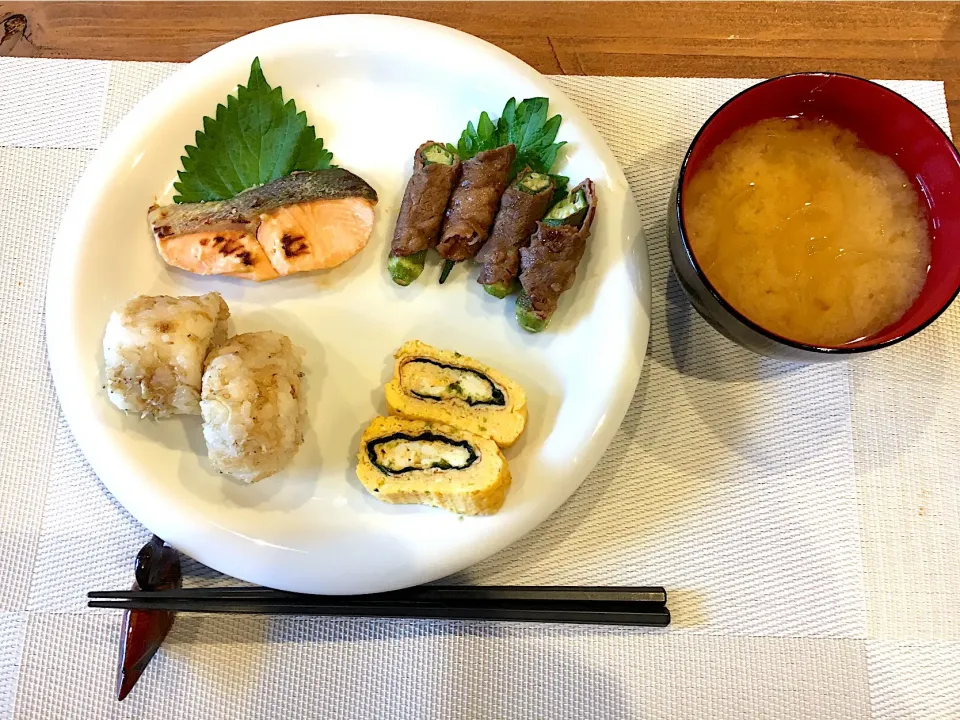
xmin=684 ymin=118 xmax=931 ymax=346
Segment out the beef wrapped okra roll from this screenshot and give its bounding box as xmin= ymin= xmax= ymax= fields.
xmin=516 ymin=179 xmax=598 ymax=333
xmin=436 ymin=144 xmax=517 ymax=281
xmin=388 ymin=142 xmax=461 ymax=286
xmin=476 ymin=171 xmax=555 ymax=297
xmin=384 ymin=340 xmax=527 ymax=448
xmin=356 ymin=416 xmax=511 ymax=516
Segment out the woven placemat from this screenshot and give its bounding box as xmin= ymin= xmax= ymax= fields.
xmin=0 ymin=58 xmax=957 ymax=719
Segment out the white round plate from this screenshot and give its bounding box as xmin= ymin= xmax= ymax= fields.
xmin=46 ymin=15 xmax=650 ymax=594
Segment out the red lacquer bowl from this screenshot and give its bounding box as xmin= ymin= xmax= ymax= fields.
xmin=668 ymin=73 xmax=960 ymax=361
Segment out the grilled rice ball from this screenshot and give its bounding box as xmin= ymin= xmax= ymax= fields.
xmin=103 ymin=292 xmax=229 ymax=418
xmin=201 ymin=331 xmax=305 ymax=483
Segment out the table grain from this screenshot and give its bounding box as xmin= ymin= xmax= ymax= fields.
xmin=2 ymin=1 xmax=959 ymax=135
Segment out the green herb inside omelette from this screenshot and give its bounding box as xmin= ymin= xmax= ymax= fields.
xmin=173 ymin=57 xmax=334 ymax=204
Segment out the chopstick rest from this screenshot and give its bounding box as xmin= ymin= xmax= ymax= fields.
xmin=97 ymin=538 xmax=670 ymax=700
xmin=114 ymin=536 xmax=181 ymax=701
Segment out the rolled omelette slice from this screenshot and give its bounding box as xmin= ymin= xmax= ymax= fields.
xmin=356 ymin=416 xmax=511 ymax=516
xmin=384 ymin=340 xmax=527 ymax=448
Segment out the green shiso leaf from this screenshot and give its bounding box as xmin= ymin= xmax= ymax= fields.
xmin=173 ymin=57 xmax=334 ymax=203
xmin=450 ymin=97 xmax=566 ymax=179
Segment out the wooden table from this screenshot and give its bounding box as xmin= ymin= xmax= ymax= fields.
xmin=2 ymin=1 xmax=959 ymax=136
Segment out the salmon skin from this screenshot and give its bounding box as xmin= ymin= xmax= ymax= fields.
xmin=148 ymin=169 xmax=378 ymax=281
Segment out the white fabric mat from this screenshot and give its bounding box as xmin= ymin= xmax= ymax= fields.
xmin=0 ymin=57 xmax=958 ymax=719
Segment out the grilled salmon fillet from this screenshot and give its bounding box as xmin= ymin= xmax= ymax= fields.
xmin=157 ymin=226 xmax=279 ymax=281
xmin=148 ymin=169 xmax=378 ymax=281
xmin=257 ymin=198 xmax=376 ymax=276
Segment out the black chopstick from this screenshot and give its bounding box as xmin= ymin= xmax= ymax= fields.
xmin=88 ymin=585 xmax=670 ymax=627
xmin=89 ymin=585 xmax=667 ymax=605
xmin=88 ymin=600 xmax=669 ymax=626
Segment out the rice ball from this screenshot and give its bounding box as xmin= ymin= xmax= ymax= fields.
xmin=103 ymin=292 xmax=229 ymax=418
xmin=200 ymin=331 xmax=305 ymax=483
